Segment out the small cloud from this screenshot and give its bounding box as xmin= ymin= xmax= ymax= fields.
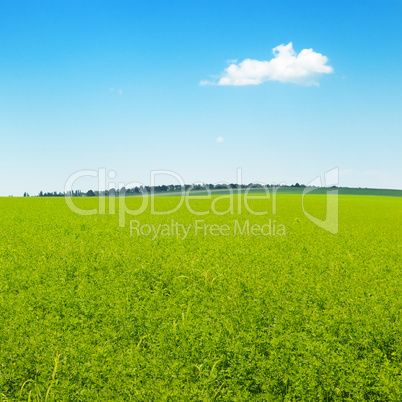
xmin=216 ymin=136 xmax=224 ymax=143
xmin=201 ymin=42 xmax=333 ymax=86
xmin=109 ymin=88 xmax=123 ymax=95
xmin=200 ymin=80 xmax=213 ymax=86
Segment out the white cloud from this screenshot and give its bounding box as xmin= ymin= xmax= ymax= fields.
xmin=109 ymin=88 xmax=123 ymax=95
xmin=216 ymin=136 xmax=224 ymax=143
xmin=202 ymin=42 xmax=333 ymax=86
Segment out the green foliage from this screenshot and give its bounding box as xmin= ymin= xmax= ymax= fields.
xmin=0 ymin=195 xmax=401 ymax=400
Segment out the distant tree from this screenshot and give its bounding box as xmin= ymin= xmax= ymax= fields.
xmin=39 ymin=191 xmax=43 ymax=197
xmin=295 ymin=183 xmax=301 ymax=187
xmin=86 ymin=190 xmax=95 ymax=197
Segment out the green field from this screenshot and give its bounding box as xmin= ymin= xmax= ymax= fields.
xmin=0 ymin=194 xmax=401 ymax=400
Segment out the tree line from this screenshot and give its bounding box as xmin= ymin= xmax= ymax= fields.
xmin=28 ymin=183 xmax=307 ymax=197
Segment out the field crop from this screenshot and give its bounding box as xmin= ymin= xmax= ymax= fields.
xmin=0 ymin=194 xmax=401 ymax=400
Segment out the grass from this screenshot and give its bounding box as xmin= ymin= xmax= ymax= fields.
xmin=0 ymin=194 xmax=401 ymax=400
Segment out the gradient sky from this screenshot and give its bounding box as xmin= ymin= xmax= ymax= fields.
xmin=1 ymin=0 xmax=401 ymax=196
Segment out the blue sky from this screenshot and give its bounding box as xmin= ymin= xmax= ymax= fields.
xmin=1 ymin=0 xmax=401 ymax=196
